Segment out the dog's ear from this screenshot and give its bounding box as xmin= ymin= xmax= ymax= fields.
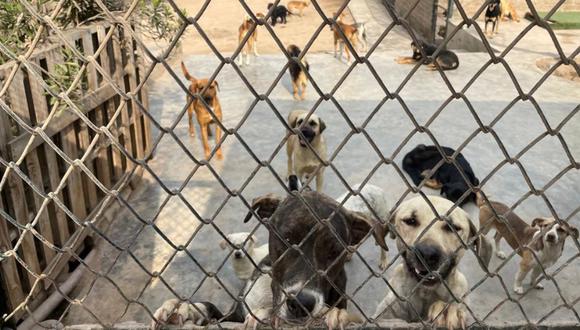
xmin=531 ymin=217 xmax=548 ymax=228
xmin=211 ymin=80 xmax=219 ymax=91
xmin=563 ymin=223 xmax=579 ymax=239
xmin=250 ymin=234 xmax=258 ymax=244
xmin=287 ymin=110 xmax=305 ymax=130
xmin=344 ymin=209 xmax=389 ymax=251
xmin=243 ymin=194 xmax=282 ymax=223
xmin=468 ymin=220 xmax=492 ymax=269
xmin=318 ymin=118 xmax=326 ymax=133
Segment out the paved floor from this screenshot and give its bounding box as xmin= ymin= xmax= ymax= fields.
xmin=63 ymin=0 xmax=580 ymax=327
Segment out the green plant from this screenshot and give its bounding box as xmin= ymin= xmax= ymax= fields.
xmin=0 ymin=1 xmax=45 ymax=64
xmin=45 ymin=47 xmax=85 ymax=113
xmin=137 ymin=0 xmax=185 ymax=41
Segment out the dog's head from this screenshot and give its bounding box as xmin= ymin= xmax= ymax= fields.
xmin=220 ymin=232 xmax=257 ymax=259
xmin=251 ymin=191 xmax=387 ymax=322
xmin=531 ymin=217 xmax=579 ymax=248
xmin=440 ymin=181 xmax=478 ymax=205
xmin=383 ymin=195 xmax=491 ymax=286
xmin=487 ymin=0 xmax=500 ymax=12
xmin=191 ymin=78 xmax=219 ymax=105
xmin=288 ymin=110 xmax=326 ymax=148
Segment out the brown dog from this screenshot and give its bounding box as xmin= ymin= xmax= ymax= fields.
xmin=477 ymin=194 xmax=578 ymax=294
xmin=287 ymin=0 xmax=309 ymax=16
xmin=237 ymin=13 xmax=265 ymax=66
xmin=181 ymin=62 xmax=223 ymax=160
xmin=500 ymin=0 xmax=520 ymax=22
xmin=332 ymin=12 xmax=358 ymax=64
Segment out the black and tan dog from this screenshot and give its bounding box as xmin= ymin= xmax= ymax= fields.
xmin=402 ymin=144 xmax=479 ymax=205
xmin=287 ymin=44 xmax=309 ymax=100
xmin=396 ymin=40 xmax=459 ymax=71
xmin=181 ymin=62 xmax=223 ymax=160
xmin=267 ymin=3 xmax=288 ymax=26
xmin=332 ymin=12 xmax=359 ymax=64
xmin=485 ymin=0 xmax=501 ymax=37
xmin=152 ymin=190 xmax=388 ymax=329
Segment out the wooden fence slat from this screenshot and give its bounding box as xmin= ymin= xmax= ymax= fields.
xmin=125 ymin=35 xmax=144 ymax=160
xmin=94 ymin=105 xmax=112 ymax=189
xmin=76 ymin=121 xmax=99 ymax=209
xmin=60 ymin=125 xmax=88 ymax=226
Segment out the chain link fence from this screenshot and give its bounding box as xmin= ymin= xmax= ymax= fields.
xmin=1 ymin=0 xmax=579 ymax=328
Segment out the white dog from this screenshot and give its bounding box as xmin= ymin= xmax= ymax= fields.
xmin=220 ymin=232 xmax=269 ymax=281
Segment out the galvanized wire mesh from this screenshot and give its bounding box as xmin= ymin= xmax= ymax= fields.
xmin=0 ymin=0 xmax=579 ymax=328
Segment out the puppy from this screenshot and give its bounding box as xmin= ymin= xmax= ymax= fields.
xmin=485 ymin=0 xmax=501 ymax=37
xmin=220 ymin=232 xmax=269 ymax=280
xmin=286 ymin=110 xmax=327 ymax=191
xmin=332 ymin=12 xmax=359 ymax=64
xmin=237 ymin=13 xmax=265 ymax=66
xmin=181 ymin=62 xmax=223 ymax=160
xmin=477 ymin=195 xmax=579 ymax=294
xmin=287 ymin=44 xmax=309 ymax=100
xmin=267 ymin=3 xmax=288 ymax=26
xmin=374 ymin=195 xmax=492 ymax=329
xmin=287 ymin=0 xmax=309 ymax=16
xmin=402 ymin=144 xmax=479 ymax=205
xmin=500 ymin=0 xmax=520 ymax=22
xmin=336 ymin=184 xmax=390 ymax=270
xmin=354 ymin=22 xmax=368 ymax=52
xmin=396 ymin=41 xmax=459 ymax=70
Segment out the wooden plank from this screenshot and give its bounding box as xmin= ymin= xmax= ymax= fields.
xmin=139 ymin=70 xmax=153 ymax=157
xmin=93 ymin=105 xmax=112 ymax=189
xmin=76 ymin=121 xmax=99 ymax=209
xmin=124 ymin=34 xmax=144 ymax=160
xmin=106 ymin=99 xmax=124 ymax=180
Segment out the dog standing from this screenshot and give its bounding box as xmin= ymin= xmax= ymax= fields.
xmin=500 ymin=0 xmax=520 ymax=22
xmin=332 ymin=12 xmax=359 ymax=64
xmin=374 ymin=195 xmax=491 ymax=329
xmin=220 ymin=232 xmax=269 ymax=280
xmin=287 ymin=0 xmax=309 ymax=16
xmin=396 ymin=41 xmax=459 ymax=70
xmin=267 ymin=3 xmax=288 ymax=26
xmin=237 ymin=13 xmax=265 ymax=66
xmin=287 ymin=44 xmax=309 ymax=100
xmin=485 ymin=0 xmax=501 ymax=37
xmin=286 ymin=110 xmax=327 ymax=191
xmin=181 ymin=62 xmax=223 ymax=160
xmin=477 ymin=195 xmax=579 ymax=294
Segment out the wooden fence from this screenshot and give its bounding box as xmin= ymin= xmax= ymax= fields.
xmin=0 ymin=22 xmax=151 ymax=322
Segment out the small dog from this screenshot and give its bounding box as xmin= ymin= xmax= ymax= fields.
xmin=477 ymin=195 xmax=579 ymax=294
xmin=287 ymin=44 xmax=309 ymax=100
xmin=287 ymin=0 xmax=309 ymax=16
xmin=286 ymin=110 xmax=327 ymax=191
xmin=402 ymin=144 xmax=479 ymax=205
xmin=354 ymin=22 xmax=368 ymax=52
xmin=336 ymin=184 xmax=390 ymax=270
xmin=181 ymin=62 xmax=223 ymax=160
xmin=237 ymin=13 xmax=265 ymax=66
xmin=396 ymin=41 xmax=459 ymax=70
xmin=485 ymin=0 xmax=501 ymax=37
xmin=332 ymin=12 xmax=359 ymax=64
xmin=374 ymin=195 xmax=492 ymax=329
xmin=267 ymin=3 xmax=288 ymax=26
xmin=500 ymin=0 xmax=520 ymax=22
xmin=220 ymin=232 xmax=269 ymax=280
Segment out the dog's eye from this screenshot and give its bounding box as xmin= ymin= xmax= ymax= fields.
xmin=309 ymin=120 xmax=317 ymax=126
xmin=557 ymin=227 xmax=565 ymax=233
xmin=297 ymin=119 xmax=303 ymax=126
xmin=402 ymin=217 xmax=418 ymax=226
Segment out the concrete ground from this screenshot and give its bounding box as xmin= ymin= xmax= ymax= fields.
xmin=63 ymin=0 xmax=580 ymax=327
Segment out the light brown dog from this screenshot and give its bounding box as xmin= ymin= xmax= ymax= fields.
xmin=237 ymin=13 xmax=265 ymax=66
xmin=181 ymin=62 xmax=223 ymax=160
xmin=477 ymin=194 xmax=578 ymax=294
xmin=287 ymin=0 xmax=309 ymax=16
xmin=332 ymin=12 xmax=358 ymax=64
xmin=500 ymin=0 xmax=520 ymax=22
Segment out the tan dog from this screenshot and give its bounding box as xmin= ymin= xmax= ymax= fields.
xmin=286 ymin=110 xmax=327 ymax=191
xmin=477 ymin=195 xmax=578 ymax=294
xmin=181 ymin=62 xmax=223 ymax=160
xmin=332 ymin=12 xmax=358 ymax=64
xmin=500 ymin=0 xmax=520 ymax=22
xmin=374 ymin=195 xmax=492 ymax=329
xmin=287 ymin=0 xmax=309 ymax=16
xmin=287 ymin=44 xmax=309 ymax=100
xmin=237 ymin=13 xmax=265 ymax=66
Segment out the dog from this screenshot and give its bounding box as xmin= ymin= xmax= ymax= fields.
xmin=287 ymin=0 xmax=309 ymax=16
xmin=396 ymin=41 xmax=459 ymax=70
xmin=500 ymin=0 xmax=520 ymax=22
xmin=220 ymin=232 xmax=269 ymax=281
xmin=336 ymin=184 xmax=390 ymax=270
xmin=485 ymin=0 xmax=501 ymax=37
xmin=332 ymin=12 xmax=359 ymax=64
xmin=354 ymin=22 xmax=368 ymax=52
xmin=287 ymin=44 xmax=309 ymax=100
xmin=267 ymin=3 xmax=288 ymax=26
xmin=237 ymin=13 xmax=265 ymax=66
xmin=402 ymin=144 xmax=479 ymax=205
xmin=286 ymin=110 xmax=327 ymax=191
xmin=477 ymin=194 xmax=579 ymax=294
xmin=374 ymin=195 xmax=492 ymax=329
xmin=181 ymin=62 xmax=223 ymax=160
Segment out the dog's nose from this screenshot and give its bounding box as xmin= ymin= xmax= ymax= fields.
xmin=286 ymin=291 xmax=316 ymax=318
xmin=413 ymin=244 xmax=442 ymax=270
xmin=546 ymin=233 xmax=557 ymax=243
xmin=234 ymin=251 xmax=243 ymax=258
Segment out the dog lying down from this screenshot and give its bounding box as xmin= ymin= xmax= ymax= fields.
xmin=220 ymin=232 xmax=268 ymax=281
xmin=152 ymin=190 xmax=388 ymax=329
xmin=396 ymin=40 xmax=459 ymax=71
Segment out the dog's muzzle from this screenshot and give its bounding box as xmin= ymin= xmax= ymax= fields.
xmin=298 ymin=128 xmax=316 ymax=147
xmin=234 ymin=251 xmax=243 ymax=259
xmin=286 ymin=291 xmax=316 ymax=319
xmin=403 ymin=243 xmax=455 ymax=286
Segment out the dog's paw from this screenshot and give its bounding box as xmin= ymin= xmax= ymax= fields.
xmin=535 ymin=282 xmax=544 ymax=290
xmin=428 ymin=301 xmax=466 ymax=330
xmin=151 ymin=299 xmax=190 ymax=329
xmin=379 ymin=257 xmax=388 ymax=271
xmin=496 ymin=250 xmax=506 ymax=259
xmin=324 ymin=307 xmax=362 ymax=330
xmin=514 ymin=286 xmax=524 ymax=294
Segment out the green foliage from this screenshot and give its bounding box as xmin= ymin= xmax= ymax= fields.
xmin=0 ymin=1 xmax=44 ymax=64
xmin=45 ymin=47 xmax=85 ymax=113
xmin=138 ymin=0 xmax=185 ymax=41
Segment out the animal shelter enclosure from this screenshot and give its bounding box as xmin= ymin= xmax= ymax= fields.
xmin=0 ymin=0 xmax=579 ymax=329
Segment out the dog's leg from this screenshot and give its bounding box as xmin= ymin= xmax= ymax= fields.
xmin=200 ymin=122 xmax=212 ymax=159
xmin=334 ymin=37 xmax=339 ymax=58
xmin=253 ymin=33 xmax=260 ymax=56
xmin=324 ymin=307 xmax=362 ymax=330
xmin=378 ymin=247 xmax=388 ymax=271
xmin=494 ymin=232 xmax=506 ymax=259
xmin=514 ymin=254 xmax=534 ymax=294
xmin=429 ymin=301 xmax=466 ymax=330
xmin=292 ymin=80 xmax=300 ymax=100
xmin=188 ymin=106 xmax=196 ymax=137
xmin=395 ymin=57 xmax=416 ymax=64
xmin=215 ymin=120 xmax=223 ymax=160
xmin=315 ymin=170 xmax=324 ymax=191
xmin=530 ymin=266 xmax=545 ymax=290
xmin=286 ymin=140 xmax=295 ymax=179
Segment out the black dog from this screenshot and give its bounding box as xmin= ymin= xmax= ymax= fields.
xmin=412 ymin=41 xmax=459 ymax=70
xmin=485 ymin=0 xmax=501 ymax=36
xmin=267 ymin=3 xmax=288 ymax=26
xmin=402 ymin=144 xmax=479 ymax=205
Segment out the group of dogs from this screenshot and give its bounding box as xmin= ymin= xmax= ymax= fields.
xmin=152 ymin=106 xmax=577 ymax=329
xmin=484 ymin=0 xmax=521 ymax=37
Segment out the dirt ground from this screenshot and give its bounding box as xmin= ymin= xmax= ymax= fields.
xmin=174 ymin=0 xmax=355 ymax=55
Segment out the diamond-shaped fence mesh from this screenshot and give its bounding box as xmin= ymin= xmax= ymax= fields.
xmin=0 ymin=0 xmax=579 ymax=328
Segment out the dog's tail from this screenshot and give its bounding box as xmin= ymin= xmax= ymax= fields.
xmin=180 ymin=61 xmax=196 ymax=82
